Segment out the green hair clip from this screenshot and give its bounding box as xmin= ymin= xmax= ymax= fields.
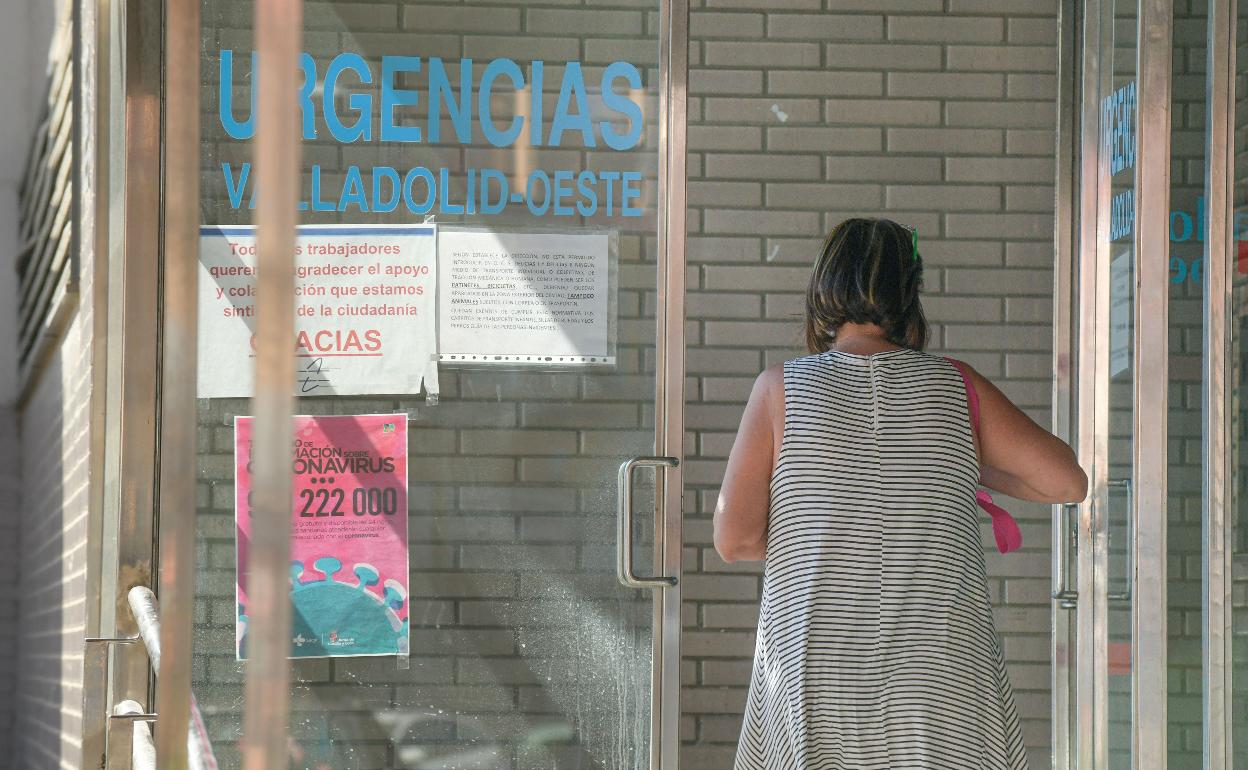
xmin=908 ymin=225 xmax=920 ymax=262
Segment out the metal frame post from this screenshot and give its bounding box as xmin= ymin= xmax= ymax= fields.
xmin=1203 ymin=0 xmax=1236 ymax=764
xmin=655 ymin=0 xmax=688 ymax=765
xmin=1131 ymin=0 xmax=1173 ymax=763
xmin=154 ymin=0 xmax=200 ymax=764
xmin=240 ymin=1 xmax=302 ymax=768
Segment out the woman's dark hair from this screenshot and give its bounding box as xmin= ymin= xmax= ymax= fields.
xmin=804 ymin=217 xmax=929 ymax=353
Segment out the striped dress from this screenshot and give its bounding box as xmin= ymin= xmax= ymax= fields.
xmin=733 ymin=348 xmax=1028 ymax=770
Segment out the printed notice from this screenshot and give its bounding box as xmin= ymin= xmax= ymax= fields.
xmin=235 ymin=414 xmax=409 ymax=659
xmin=198 ymin=224 xmax=439 ymax=398
xmin=1110 ymin=247 xmax=1132 ymax=377
xmin=438 ymin=230 xmax=613 ymax=364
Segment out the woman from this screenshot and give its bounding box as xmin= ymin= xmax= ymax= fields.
xmin=716 ymin=217 xmax=1087 ymax=770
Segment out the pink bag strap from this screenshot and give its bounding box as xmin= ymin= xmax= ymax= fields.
xmin=943 ymin=357 xmax=1022 ymax=554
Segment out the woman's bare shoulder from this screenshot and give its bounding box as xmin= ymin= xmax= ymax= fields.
xmin=758 ymin=363 xmax=784 ymax=390
xmin=756 ymin=364 xmax=786 ymax=426
xmin=942 ymin=357 xmax=1000 ymax=399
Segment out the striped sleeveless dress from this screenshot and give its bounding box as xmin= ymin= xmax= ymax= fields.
xmin=733 ymin=348 xmax=1028 ymax=770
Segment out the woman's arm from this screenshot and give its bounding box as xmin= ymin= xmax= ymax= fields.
xmin=962 ymin=362 xmax=1088 ymax=504
xmin=713 ymin=365 xmax=783 ymax=563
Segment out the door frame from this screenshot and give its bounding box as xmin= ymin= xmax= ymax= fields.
xmin=118 ymin=0 xmax=693 ymax=768
xmin=1056 ymin=0 xmax=1248 ymax=766
xmin=1201 ymin=0 xmax=1236 ymax=764
xmin=654 ymin=0 xmax=690 ymax=766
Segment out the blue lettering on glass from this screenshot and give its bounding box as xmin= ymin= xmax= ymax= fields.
xmin=373 ymin=167 xmax=400 ymax=213
xmin=552 ymin=171 xmax=575 ymax=217
xmin=220 ymin=162 xmax=648 ymax=217
xmin=298 ymin=53 xmax=317 ymax=140
xmin=323 ymin=53 xmax=372 ymax=142
xmin=621 ymin=171 xmax=643 ymax=216
xmin=479 ymin=58 xmax=524 ymax=148
xmin=529 ymin=61 xmax=544 ymax=147
xmin=1103 ymin=81 xmax=1136 ymax=176
xmin=1110 ymin=188 xmax=1133 ymax=241
xmin=480 ymin=169 xmax=508 ymax=214
xmin=428 ymin=58 xmax=472 ymax=145
xmin=310 ymin=167 xmax=334 ymax=212
xmin=380 ymin=56 xmax=422 ymax=143
xmin=549 ymin=62 xmax=595 ymax=148
xmin=600 ymin=61 xmax=643 ymax=151
xmin=222 ymin=163 xmax=249 ymax=209
xmin=216 ymin=50 xmax=650 ymax=217
xmin=576 ymin=170 xmax=598 ymax=217
xmin=339 ymin=166 xmax=368 ymax=212
xmin=219 ymin=50 xmax=256 ymax=139
xmin=440 ymin=168 xmax=464 ymax=215
xmin=403 ymin=167 xmax=435 ymax=215
xmin=527 ymin=171 xmax=552 ymax=217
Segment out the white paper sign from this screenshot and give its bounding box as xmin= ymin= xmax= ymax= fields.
xmin=1110 ymin=247 xmax=1132 ymax=377
xmin=198 ymin=224 xmax=439 ymax=398
xmin=437 ymin=230 xmax=613 ymax=364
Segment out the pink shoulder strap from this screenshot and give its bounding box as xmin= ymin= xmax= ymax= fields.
xmin=942 ymin=356 xmax=1022 ymax=554
xmin=943 ymin=357 xmax=980 ymax=431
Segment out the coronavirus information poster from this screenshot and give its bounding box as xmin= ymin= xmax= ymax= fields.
xmin=235 ymin=414 xmax=410 ymax=660
xmin=199 ymin=224 xmax=439 ymax=398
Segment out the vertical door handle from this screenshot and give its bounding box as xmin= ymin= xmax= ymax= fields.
xmin=617 ymin=456 xmax=680 ymax=589
xmin=1106 ymin=477 xmax=1132 ymax=603
xmin=1053 ymin=502 xmax=1079 ymax=609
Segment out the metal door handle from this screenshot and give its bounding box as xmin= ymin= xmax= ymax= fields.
xmin=1107 ymin=477 xmax=1132 ymax=603
xmin=617 ymin=456 xmax=679 ymax=589
xmin=1053 ymin=502 xmax=1079 ymax=609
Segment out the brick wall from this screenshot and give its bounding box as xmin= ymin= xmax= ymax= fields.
xmin=680 ymin=1 xmax=1059 ymax=767
xmin=0 ymin=0 xmax=61 ymax=759
xmin=0 ymin=406 xmax=19 ymax=760
xmin=9 ymin=0 xmax=90 ymax=767
xmin=13 ymin=310 xmax=94 ymax=770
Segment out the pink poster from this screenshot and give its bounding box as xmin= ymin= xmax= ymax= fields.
xmin=235 ymin=414 xmax=409 ymax=659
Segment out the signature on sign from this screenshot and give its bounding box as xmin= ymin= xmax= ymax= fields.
xmin=299 ymin=358 xmax=332 ymax=393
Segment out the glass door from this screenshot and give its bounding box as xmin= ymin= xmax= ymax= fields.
xmin=1101 ymin=2 xmax=1139 ymax=765
xmin=161 ymin=0 xmax=687 ymax=768
xmin=1060 ymin=0 xmax=1172 ymax=767
xmin=1056 ymin=0 xmax=1248 ymax=765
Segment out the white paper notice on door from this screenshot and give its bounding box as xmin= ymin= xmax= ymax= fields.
xmin=1110 ymin=247 xmax=1132 ymax=377
xmin=197 ymin=224 xmax=440 ymax=398
xmin=437 ymin=230 xmax=614 ymax=365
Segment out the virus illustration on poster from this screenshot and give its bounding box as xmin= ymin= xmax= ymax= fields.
xmin=237 ymin=556 xmax=409 ymax=659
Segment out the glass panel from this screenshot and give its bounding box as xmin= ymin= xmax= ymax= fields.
xmin=1102 ymin=1 xmax=1138 ymax=766
xmin=1165 ymin=1 xmax=1208 ymax=766
xmin=193 ymin=2 xmax=665 ymax=767
xmin=1232 ymin=2 xmax=1248 ymax=761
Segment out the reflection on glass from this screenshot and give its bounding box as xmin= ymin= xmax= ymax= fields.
xmin=193 ymin=1 xmax=665 ymax=766
xmin=1165 ymin=1 xmax=1208 ymax=766
xmin=1103 ymin=1 xmax=1137 ymax=767
xmin=1233 ymin=4 xmax=1248 ymax=763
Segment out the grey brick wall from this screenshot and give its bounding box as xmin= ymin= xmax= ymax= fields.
xmin=9 ymin=0 xmax=88 ymax=768
xmin=12 ymin=202 xmax=94 ymax=770
xmin=0 ymin=406 xmax=19 ymax=761
xmin=681 ymin=2 xmax=1059 ymax=767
